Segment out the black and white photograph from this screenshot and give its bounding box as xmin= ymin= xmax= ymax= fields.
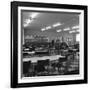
xmin=22 ymin=11 xmax=80 ymax=77
xmin=11 ymin=1 xmax=87 ymax=88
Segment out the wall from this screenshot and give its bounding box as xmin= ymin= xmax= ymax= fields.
xmin=0 ymin=0 xmax=89 ymax=90
xmin=24 ymin=29 xmax=75 ymax=43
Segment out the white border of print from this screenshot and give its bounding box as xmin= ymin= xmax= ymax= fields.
xmin=18 ymin=6 xmax=84 ymax=83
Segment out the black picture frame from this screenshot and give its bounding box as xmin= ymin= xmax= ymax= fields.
xmin=11 ymin=1 xmax=88 ymax=88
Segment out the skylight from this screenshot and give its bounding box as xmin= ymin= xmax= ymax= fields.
xmin=56 ymin=29 xmax=62 ymax=32
xmin=23 ymin=13 xmax=39 ymax=27
xmin=46 ymin=26 xmax=52 ymax=30
xmin=41 ymin=28 xmax=46 ymax=31
xmin=31 ymin=13 xmax=39 ymax=18
xmin=72 ymin=25 xmax=79 ymax=29
xmin=64 ymin=27 xmax=70 ymax=31
xmin=53 ymin=22 xmax=62 ymax=27
xmin=69 ymin=30 xmax=76 ymax=33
